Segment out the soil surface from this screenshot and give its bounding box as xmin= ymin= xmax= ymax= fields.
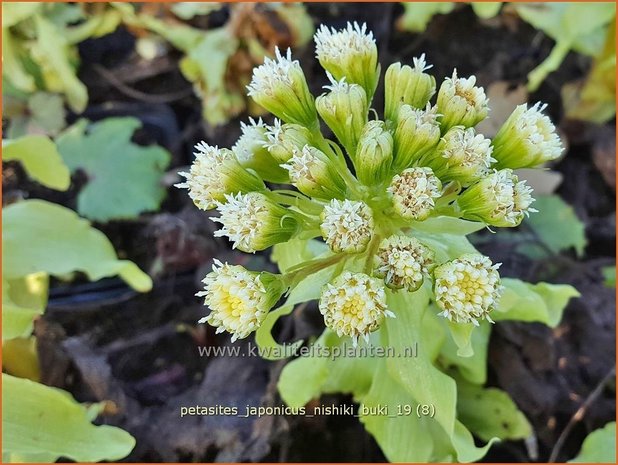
xmin=3 ymin=3 xmax=615 ymax=463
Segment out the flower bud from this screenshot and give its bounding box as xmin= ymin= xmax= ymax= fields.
xmin=384 ymin=55 xmax=436 ymax=121
xmin=247 ymin=47 xmax=318 ymax=129
xmin=282 ymin=145 xmax=347 ymax=200
xmin=354 ymin=120 xmax=393 ymax=185
xmin=263 ymin=119 xmax=314 ymax=164
xmin=424 ymin=126 xmax=494 ymax=185
xmin=320 ymin=199 xmax=374 ymax=253
xmin=314 ymin=22 xmax=380 ymax=101
xmin=197 ymin=260 xmax=286 ymax=341
xmin=392 ymin=103 xmax=441 ymax=170
xmin=436 ymin=70 xmax=489 ymax=131
xmin=434 ymin=254 xmax=502 ymax=326
xmin=319 ymin=271 xmax=393 ymax=346
xmin=176 ymin=142 xmax=265 ymax=211
xmin=491 ymin=102 xmax=563 ymax=169
xmin=387 ymin=167 xmax=442 ymax=221
xmin=232 ymin=118 xmax=289 ymax=183
xmin=374 ymin=235 xmax=435 ymax=292
xmin=316 ymin=76 xmax=368 ymax=156
xmin=457 ymin=169 xmax=535 ymax=227
xmin=212 ymin=192 xmax=299 ymax=253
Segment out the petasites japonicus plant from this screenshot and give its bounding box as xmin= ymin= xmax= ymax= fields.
xmin=177 ymin=22 xmax=579 ymax=463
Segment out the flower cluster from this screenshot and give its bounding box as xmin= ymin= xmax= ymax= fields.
xmin=177 ymin=22 xmax=563 ymax=344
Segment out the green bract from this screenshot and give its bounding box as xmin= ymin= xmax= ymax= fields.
xmin=179 ymin=21 xmax=579 ymax=462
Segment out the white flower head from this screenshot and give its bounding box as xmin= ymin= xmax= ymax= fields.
xmin=314 ymin=22 xmax=379 ymax=100
xmin=432 ymin=126 xmax=495 ymax=184
xmin=319 ymin=271 xmax=393 ymax=345
xmin=282 ymin=145 xmax=319 ymax=184
xmin=175 ymin=142 xmax=236 ymax=210
xmin=212 ymin=192 xmax=297 ymax=253
xmin=434 ymin=254 xmax=502 ymax=325
xmin=247 ymin=47 xmax=316 ymax=127
xmin=385 ymin=57 xmax=436 ymax=121
xmin=437 ymin=69 xmax=489 ymax=130
xmin=315 ymin=21 xmax=375 ymax=62
xmin=197 ymin=260 xmax=283 ymax=341
xmin=247 ymin=47 xmax=298 ymax=97
xmin=263 ymin=119 xmax=313 ymax=164
xmin=281 ymin=145 xmax=345 ymax=199
xmin=374 ymin=235 xmax=435 ymax=291
xmin=457 ymin=169 xmax=534 ymax=227
xmin=388 ymin=167 xmax=442 ymax=221
xmin=493 ymin=102 xmax=564 ymax=169
xmin=320 ymin=199 xmax=374 ymax=253
xmin=232 ymin=117 xmax=267 ymax=164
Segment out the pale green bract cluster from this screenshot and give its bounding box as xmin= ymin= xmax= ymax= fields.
xmin=177 ymin=22 xmax=563 ymax=344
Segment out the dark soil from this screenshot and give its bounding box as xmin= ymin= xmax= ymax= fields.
xmin=3 ymin=3 xmax=615 ymax=463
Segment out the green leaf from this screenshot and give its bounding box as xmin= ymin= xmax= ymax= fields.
xmin=527 ymin=195 xmax=587 ymax=256
xmin=398 ymin=2 xmax=456 ymax=32
xmin=2 ymin=29 xmax=36 ymax=93
xmin=56 ymin=117 xmax=170 ymax=221
xmin=2 ymin=273 xmax=48 ymax=340
xmin=410 ymin=216 xmax=486 ymax=236
xmin=31 ymin=15 xmax=88 ymax=112
xmin=412 ymin=230 xmax=478 ymax=264
xmin=180 ymin=28 xmax=243 ymax=125
xmin=446 ymin=320 xmax=476 ymax=357
xmin=470 ymin=2 xmax=502 ymax=19
xmin=170 ymin=2 xmax=222 ymax=20
xmin=3 ymin=135 xmax=70 ymax=190
xmin=271 ymin=239 xmax=328 ymax=273
xmin=513 ymin=3 xmax=615 ymax=90
xmin=2 ymin=374 xmax=135 ymax=462
xmin=564 ymin=20 xmax=616 ymax=124
xmin=457 ymin=379 xmax=532 ymax=442
xmin=383 ymin=289 xmax=456 ymax=439
xmin=3 ymin=199 xmax=152 ymax=291
xmin=440 ymin=318 xmax=490 ymax=384
xmin=569 ymin=422 xmax=616 ymax=463
xmin=493 ymin=278 xmax=580 ymax=327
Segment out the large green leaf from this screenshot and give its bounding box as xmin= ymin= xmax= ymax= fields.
xmin=457 ymin=380 xmax=532 ymax=442
xmin=527 ymin=195 xmax=587 ymax=256
xmin=56 ymin=118 xmax=170 ymax=221
xmin=494 ymin=278 xmax=580 ymax=327
xmin=3 ymin=199 xmax=152 ymax=291
xmin=569 ymin=422 xmax=616 ymax=463
xmin=3 ymin=135 xmax=70 ymax=191
xmin=2 ymin=374 xmax=135 ymax=462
